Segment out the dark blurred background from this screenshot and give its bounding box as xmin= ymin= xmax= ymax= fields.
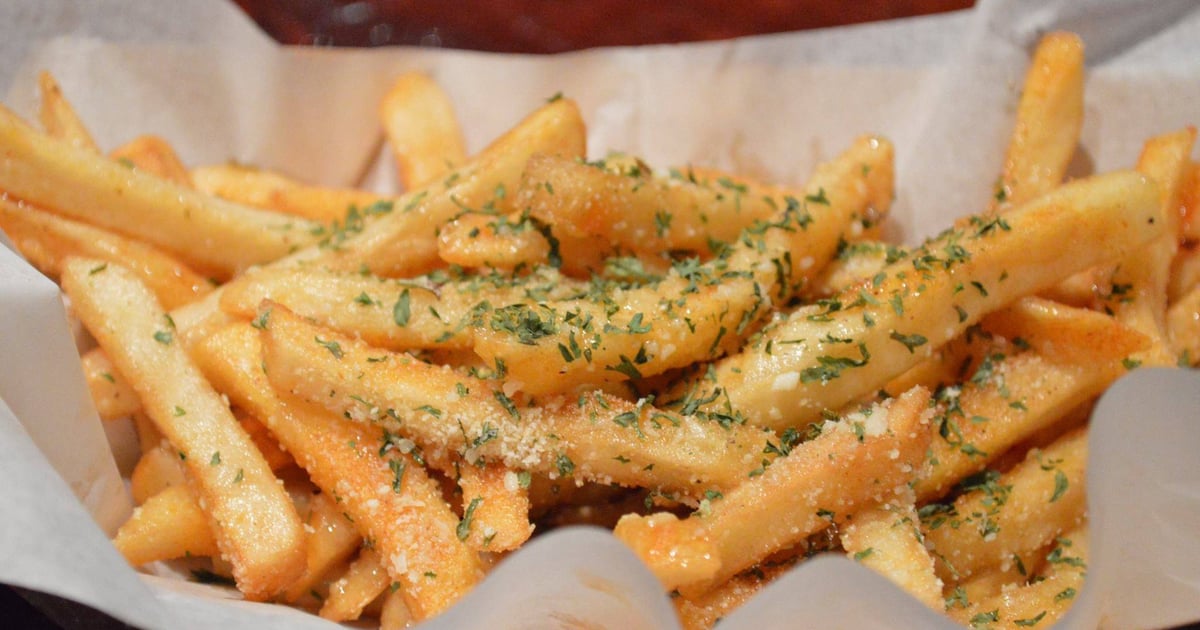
xmin=233 ymin=0 xmax=975 ymax=52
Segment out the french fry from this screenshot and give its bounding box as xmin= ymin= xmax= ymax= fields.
xmin=1103 ymin=127 xmax=1196 ymax=366
xmin=1181 ymin=160 xmax=1200 ymax=241
xmin=455 ymin=461 xmax=535 ymax=552
xmin=320 ymin=549 xmax=391 ymax=622
xmin=37 ymin=71 xmax=99 ymax=153
xmin=110 ymin=135 xmax=193 ymax=186
xmin=949 ymin=528 xmax=1089 ymax=629
xmin=922 ymin=427 xmax=1088 ymax=582
xmin=673 ymin=556 xmax=797 ymax=630
xmin=112 ymin=484 xmax=218 ymax=566
xmin=0 ymin=198 xmax=214 ymax=309
xmin=613 ymin=387 xmax=931 ymax=594
xmin=236 ymin=411 xmax=294 ymax=472
xmin=80 ymin=347 xmax=141 ymax=421
xmin=691 ymin=171 xmax=1161 ymax=432
xmin=0 ymin=105 xmax=323 ymax=278
xmin=189 ymin=320 xmax=484 ymax=620
xmin=218 ymin=265 xmax=583 ymax=353
xmin=191 ymin=162 xmax=384 ymax=224
xmin=380 ymin=72 xmax=466 ymax=190
xmin=1167 ymin=284 xmax=1200 ymax=365
xmin=981 ymin=295 xmax=1150 ymax=365
xmin=316 ymin=98 xmax=585 ymax=278
xmin=61 ymin=258 xmax=305 ymax=600
xmin=1169 ymin=242 xmax=1200 ymax=305
xmin=840 ymin=496 xmax=943 ymax=611
xmin=283 ymin=491 xmax=363 ymax=603
xmin=914 ymin=332 xmax=1139 ymax=502
xmin=129 ymin=445 xmax=187 ymax=505
xmin=991 ymin=33 xmax=1084 ymax=210
xmin=380 ymin=588 xmax=415 ymax=630
xmin=259 ymin=304 xmax=776 ymax=496
xmin=436 ymin=211 xmax=552 ymax=271
xmin=473 ymin=135 xmax=893 ymax=396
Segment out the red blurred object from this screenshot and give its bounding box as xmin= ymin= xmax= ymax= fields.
xmin=233 ymin=0 xmax=975 ymax=52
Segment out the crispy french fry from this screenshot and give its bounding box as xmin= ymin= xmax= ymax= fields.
xmin=283 ymin=491 xmax=363 ymax=603
xmin=1181 ymin=161 xmax=1200 ymax=241
xmin=80 ymin=348 xmax=141 ymax=421
xmin=130 ymin=445 xmax=187 ymax=505
xmin=614 ymin=387 xmax=931 ymax=594
xmin=259 ymin=304 xmax=775 ymax=496
xmin=456 ymin=461 xmax=534 ymax=552
xmin=236 ymin=411 xmax=294 ymax=472
xmin=61 ymin=258 xmax=305 ymax=600
xmin=915 ymin=325 xmax=1140 ymax=501
xmin=692 ymin=171 xmax=1161 ymax=432
xmin=380 ymin=588 xmax=415 ymax=630
xmin=436 ymin=212 xmax=551 ymax=271
xmin=1167 ymin=284 xmax=1200 ymax=365
xmin=219 ymin=265 xmax=583 ymax=353
xmin=112 ymin=484 xmax=218 ymax=566
xmin=950 ymin=528 xmax=1089 ymax=629
xmin=0 ymin=198 xmax=214 ymax=309
xmin=474 ymin=136 xmax=893 ymax=396
xmin=922 ymin=427 xmax=1088 ymax=582
xmin=319 ymin=549 xmax=390 ymax=622
xmin=673 ymin=556 xmax=797 ymax=630
xmin=37 ymin=71 xmax=99 ymax=153
xmin=808 ymin=239 xmax=906 ymax=298
xmin=1103 ymin=127 xmax=1196 ymax=366
xmin=191 ymin=163 xmax=384 ymax=224
xmin=310 ymin=98 xmax=585 ymax=279
xmin=189 ymin=320 xmax=484 ymax=620
xmin=110 ymin=135 xmax=193 ymax=186
xmin=0 ymin=105 xmax=323 ymax=278
xmin=380 ymin=72 xmax=466 ymax=190
xmin=981 ymin=296 xmax=1149 ymax=365
xmin=992 ymin=33 xmax=1084 ymax=210
xmin=840 ymin=496 xmax=943 ymax=611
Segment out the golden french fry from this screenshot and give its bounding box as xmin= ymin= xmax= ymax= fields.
xmin=0 ymin=198 xmax=214 ymax=309
xmin=258 ymin=304 xmax=775 ymax=496
xmin=236 ymin=411 xmax=294 ymax=472
xmin=474 ymin=136 xmax=893 ymax=396
xmin=981 ymin=296 xmax=1150 ymax=365
xmin=923 ymin=427 xmax=1088 ymax=582
xmin=218 ymin=265 xmax=582 ymax=353
xmin=673 ymin=557 xmax=796 ymax=630
xmin=807 ymin=239 xmax=906 ymax=298
xmin=112 ymin=484 xmax=218 ymax=566
xmin=380 ymin=72 xmax=467 ymax=190
xmin=0 ymin=104 xmax=322 ymax=278
xmin=1169 ymin=243 xmax=1200 ymax=305
xmin=456 ymin=461 xmax=534 ymax=552
xmin=319 ymin=549 xmax=390 ymax=622
xmin=614 ymin=387 xmax=931 ymax=594
xmin=110 ymin=135 xmax=193 ymax=186
xmin=80 ymin=348 xmax=141 ymax=421
xmin=993 ymin=32 xmax=1084 ymax=210
xmin=692 ymin=171 xmax=1162 ymax=432
xmin=840 ymin=497 xmax=943 ymax=611
xmin=129 ymin=445 xmax=187 ymax=505
xmin=191 ymin=162 xmax=384 ymax=224
xmin=1180 ymin=160 xmax=1200 ymax=241
xmin=283 ymin=491 xmax=363 ymax=603
xmin=949 ymin=528 xmax=1089 ymax=629
xmin=915 ymin=326 xmax=1140 ymax=501
xmin=436 ymin=212 xmax=551 ymax=271
xmin=1103 ymin=127 xmax=1196 ymax=366
xmin=189 ymin=320 xmax=484 ymax=620
xmin=37 ymin=71 xmax=99 ymax=153
xmin=380 ymin=588 xmax=415 ymax=630
xmin=61 ymin=258 xmax=305 ymax=600
xmin=1167 ymin=284 xmax=1200 ymax=365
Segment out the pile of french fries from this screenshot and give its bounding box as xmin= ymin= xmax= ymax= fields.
xmin=1 ymin=31 xmax=1197 ymax=629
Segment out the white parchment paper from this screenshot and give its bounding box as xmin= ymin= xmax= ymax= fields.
xmin=0 ymin=0 xmax=1198 ymax=628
